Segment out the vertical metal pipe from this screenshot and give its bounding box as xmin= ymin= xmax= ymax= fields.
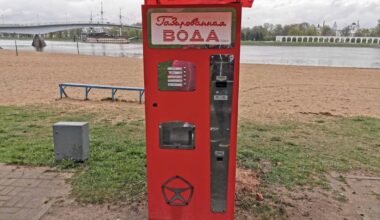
xmin=77 ymin=40 xmax=80 ymax=55
xmin=14 ymin=40 xmax=18 ymax=56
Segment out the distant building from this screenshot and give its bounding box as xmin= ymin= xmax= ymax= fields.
xmin=329 ymin=21 xmax=360 ymax=37
xmin=332 ymin=22 xmax=341 ymax=36
xmin=316 ymin=24 xmax=321 ymax=35
xmin=349 ymin=21 xmax=360 ymax=37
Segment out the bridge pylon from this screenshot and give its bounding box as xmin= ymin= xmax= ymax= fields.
xmin=32 ymin=34 xmax=46 ymax=51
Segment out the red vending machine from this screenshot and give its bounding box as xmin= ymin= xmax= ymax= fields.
xmin=142 ymin=1 xmax=254 ymax=219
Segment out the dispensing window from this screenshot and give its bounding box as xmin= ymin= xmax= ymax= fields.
xmin=159 ymin=122 xmax=195 ymax=150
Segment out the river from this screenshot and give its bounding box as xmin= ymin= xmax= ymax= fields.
xmin=1 ymin=39 xmax=379 ymax=68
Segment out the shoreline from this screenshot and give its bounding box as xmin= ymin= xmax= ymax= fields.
xmin=1 ymin=48 xmax=379 ymax=70
xmin=1 ymin=38 xmax=380 ymax=48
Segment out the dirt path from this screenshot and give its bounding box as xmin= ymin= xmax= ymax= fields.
xmin=281 ymin=172 xmax=380 ymax=220
xmin=41 ymin=201 xmax=148 ymax=220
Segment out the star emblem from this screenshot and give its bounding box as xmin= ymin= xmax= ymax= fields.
xmin=161 ymin=176 xmax=194 ymax=206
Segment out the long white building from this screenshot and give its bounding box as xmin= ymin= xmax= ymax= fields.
xmin=276 ymin=36 xmax=380 ymax=44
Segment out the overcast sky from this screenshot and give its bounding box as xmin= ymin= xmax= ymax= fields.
xmin=0 ymin=0 xmax=379 ymax=28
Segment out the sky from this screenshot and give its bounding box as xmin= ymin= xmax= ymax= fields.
xmin=0 ymin=0 xmax=379 ymax=29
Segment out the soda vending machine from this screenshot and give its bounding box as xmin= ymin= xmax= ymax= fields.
xmin=142 ymin=1 xmax=254 ymax=219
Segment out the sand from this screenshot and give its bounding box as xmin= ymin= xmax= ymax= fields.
xmin=0 ymin=49 xmax=379 ymax=120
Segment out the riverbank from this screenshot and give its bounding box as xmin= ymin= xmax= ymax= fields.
xmin=1 ymin=49 xmax=379 ymax=119
xmin=241 ymin=40 xmax=380 ymax=48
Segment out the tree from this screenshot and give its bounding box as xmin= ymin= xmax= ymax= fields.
xmin=341 ymin=26 xmax=351 ymax=36
xmin=238 ymin=20 xmax=380 ymax=41
xmin=288 ymin=26 xmax=302 ymax=36
xmin=299 ymin=22 xmax=310 ymax=33
xmin=372 ymin=19 xmax=380 ymax=37
xmin=355 ymin=28 xmax=371 ymax=37
xmin=305 ymin=26 xmax=317 ymax=36
xmin=241 ymin=27 xmax=251 ymax=41
xmin=252 ymin=26 xmax=266 ymax=40
xmin=273 ymin=24 xmax=284 ymax=36
xmin=321 ymin=25 xmax=334 ymax=36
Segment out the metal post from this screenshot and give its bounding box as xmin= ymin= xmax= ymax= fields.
xmin=112 ymin=89 xmax=117 ymax=101
xmin=85 ymin=87 xmax=90 ymax=100
xmin=14 ymin=40 xmax=18 ymax=56
xmin=77 ymin=40 xmax=80 ymax=55
xmin=139 ymin=91 xmax=145 ymax=104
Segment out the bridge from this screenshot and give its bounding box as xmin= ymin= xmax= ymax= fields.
xmin=0 ymin=22 xmax=141 ymax=35
xmin=276 ymin=35 xmax=380 ymax=45
xmin=0 ymin=22 xmax=142 ymax=50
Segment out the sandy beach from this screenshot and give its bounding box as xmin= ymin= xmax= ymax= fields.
xmin=0 ymin=49 xmax=379 ymax=120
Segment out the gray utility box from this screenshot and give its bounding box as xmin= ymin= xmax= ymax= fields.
xmin=53 ymin=122 xmax=89 ymax=161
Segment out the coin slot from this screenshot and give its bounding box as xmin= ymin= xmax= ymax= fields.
xmin=216 ymin=81 xmax=227 ymax=88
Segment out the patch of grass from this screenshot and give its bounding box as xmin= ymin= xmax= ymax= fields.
xmin=1 ymin=105 xmax=380 ymax=213
xmin=0 ymin=105 xmax=146 ymax=203
xmin=237 ymin=116 xmax=380 ymax=219
xmin=337 ymin=175 xmax=347 ymax=184
xmin=238 ymin=116 xmax=380 ymax=189
xmin=72 ymin=120 xmax=146 ymax=203
xmin=0 ymin=106 xmax=70 ymax=165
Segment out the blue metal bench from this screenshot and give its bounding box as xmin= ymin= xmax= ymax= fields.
xmin=59 ymin=83 xmax=145 ymax=104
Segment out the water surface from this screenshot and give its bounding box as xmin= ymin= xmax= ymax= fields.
xmin=1 ymin=39 xmax=379 ymax=68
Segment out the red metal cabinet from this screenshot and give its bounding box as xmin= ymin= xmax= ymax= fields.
xmin=142 ymin=1 xmax=253 ymax=219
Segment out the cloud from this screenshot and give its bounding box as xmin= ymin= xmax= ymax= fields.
xmin=244 ymin=0 xmax=379 ymax=28
xmin=0 ymin=0 xmax=379 ymax=28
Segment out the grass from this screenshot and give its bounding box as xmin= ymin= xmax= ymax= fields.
xmin=0 ymin=105 xmax=146 ymax=203
xmin=238 ymin=117 xmax=380 ymax=188
xmin=236 ymin=116 xmax=380 ymax=218
xmin=1 ymin=105 xmax=379 ymax=215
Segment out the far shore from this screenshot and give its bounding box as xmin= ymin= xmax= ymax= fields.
xmin=241 ymin=40 xmax=380 ymax=48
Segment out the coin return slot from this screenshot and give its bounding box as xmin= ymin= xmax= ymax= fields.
xmin=215 ymin=151 xmax=225 ymax=162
